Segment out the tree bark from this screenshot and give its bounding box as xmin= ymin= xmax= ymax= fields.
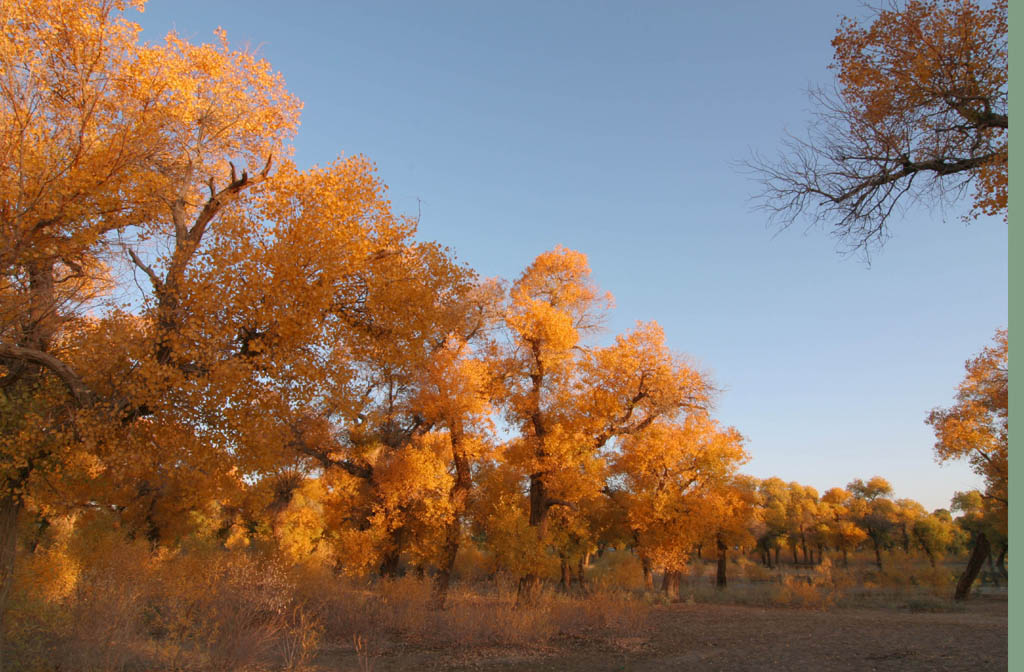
xmin=642 ymin=557 xmax=654 ymax=591
xmin=715 ymin=534 xmax=728 ymax=589
xmin=576 ymin=554 xmax=588 ymax=594
xmin=995 ymin=545 xmax=1008 ymax=580
xmin=379 ymin=526 xmax=406 ymax=578
xmin=516 ymin=471 xmax=551 ymax=605
xmin=954 ymin=532 xmax=991 ymax=600
xmin=432 ymin=443 xmax=472 ymax=610
xmin=0 ymin=495 xmax=23 ymax=672
xmin=517 ymin=573 xmax=542 ymax=605
xmin=871 ymin=537 xmax=883 ymax=570
xmin=660 ymin=570 xmax=681 ymax=600
xmin=559 ymin=556 xmax=571 ymax=593
xmin=432 ymin=518 xmax=461 ymax=609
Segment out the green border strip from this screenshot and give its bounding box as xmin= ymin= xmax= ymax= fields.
xmin=1010 ymin=0 xmax=1019 ymax=667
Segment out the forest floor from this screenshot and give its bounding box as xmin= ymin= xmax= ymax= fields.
xmin=315 ymin=592 xmax=1007 ymax=672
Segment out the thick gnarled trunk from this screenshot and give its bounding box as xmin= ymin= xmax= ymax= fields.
xmin=516 ymin=472 xmax=550 ymax=605
xmin=955 ymin=532 xmax=991 ymax=600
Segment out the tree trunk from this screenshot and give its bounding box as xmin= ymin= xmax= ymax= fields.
xmin=432 ymin=447 xmax=472 ymax=610
xmin=774 ymin=546 xmax=780 ymax=567
xmin=715 ymin=534 xmax=728 ymax=589
xmin=923 ymin=546 xmax=936 ymax=568
xmin=817 ymin=544 xmax=825 ymax=565
xmin=871 ymin=537 xmax=883 ymax=570
xmin=517 ymin=573 xmax=542 ymax=605
xmin=791 ymin=545 xmax=798 ymax=565
xmin=379 ymin=546 xmax=402 ymax=578
xmin=695 ymin=543 xmax=702 ymax=560
xmin=995 ymin=545 xmax=1007 ymax=580
xmin=800 ymin=535 xmax=809 ymax=564
xmin=432 ymin=519 xmax=460 ymax=609
xmin=955 ymin=532 xmax=991 ymax=600
xmin=516 ymin=472 xmax=550 ymax=605
xmin=559 ymin=556 xmax=571 ymax=593
xmin=841 ymin=546 xmax=849 ymax=568
xmin=642 ymin=557 xmax=654 ymax=591
xmin=661 ymin=570 xmax=680 ymax=599
xmin=576 ymin=555 xmax=588 ymax=594
xmin=0 ymin=495 xmax=23 ymax=672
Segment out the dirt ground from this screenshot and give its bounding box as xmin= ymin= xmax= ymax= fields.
xmin=319 ymin=594 xmax=1007 ymax=672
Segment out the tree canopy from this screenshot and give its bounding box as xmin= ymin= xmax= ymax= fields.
xmin=749 ymin=0 xmax=1007 ymax=255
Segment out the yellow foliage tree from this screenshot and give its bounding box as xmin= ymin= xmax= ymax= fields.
xmin=614 ymin=415 xmax=746 ymax=596
xmin=0 ymin=3 xmax=301 ymax=654
xmin=927 ymin=329 xmax=1007 ymax=599
xmin=500 ymin=248 xmax=710 ymax=601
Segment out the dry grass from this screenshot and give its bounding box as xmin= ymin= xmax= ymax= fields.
xmin=5 ymin=540 xmax=982 ymax=671
xmin=297 ymin=572 xmax=650 ymax=651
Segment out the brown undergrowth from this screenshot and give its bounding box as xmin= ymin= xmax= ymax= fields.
xmin=6 ymin=538 xmax=981 ymax=671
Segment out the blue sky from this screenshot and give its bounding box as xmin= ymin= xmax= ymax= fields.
xmin=133 ymin=1 xmax=1006 ymax=511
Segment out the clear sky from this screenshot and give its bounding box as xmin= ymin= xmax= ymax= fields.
xmin=132 ymin=1 xmax=1007 ymax=512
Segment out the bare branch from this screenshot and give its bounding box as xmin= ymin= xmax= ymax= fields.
xmin=125 ymin=246 xmax=162 ymax=291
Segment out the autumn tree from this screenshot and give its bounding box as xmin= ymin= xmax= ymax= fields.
xmin=499 ymin=248 xmax=709 ymax=601
xmin=614 ymin=416 xmax=746 ymax=597
xmin=820 ymin=487 xmax=868 ymax=568
xmin=784 ymin=482 xmax=820 ymax=564
xmin=0 ymin=2 xmax=303 ymax=658
xmin=749 ymin=0 xmax=1007 ymax=255
xmin=927 ymin=330 xmax=1007 ymax=523
xmin=847 ymin=476 xmax=897 ymax=570
xmin=238 ymin=227 xmax=501 ymax=588
xmin=926 ymin=329 xmax=1007 ymax=598
xmin=893 ymin=498 xmax=928 ymax=554
xmin=951 ymin=489 xmax=1006 ymax=583
xmin=756 ymin=477 xmax=791 ymax=567
xmin=705 ymin=474 xmax=758 ymax=589
xmin=912 ymin=511 xmax=955 ymax=568
xmin=411 ymin=331 xmax=503 ymax=606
